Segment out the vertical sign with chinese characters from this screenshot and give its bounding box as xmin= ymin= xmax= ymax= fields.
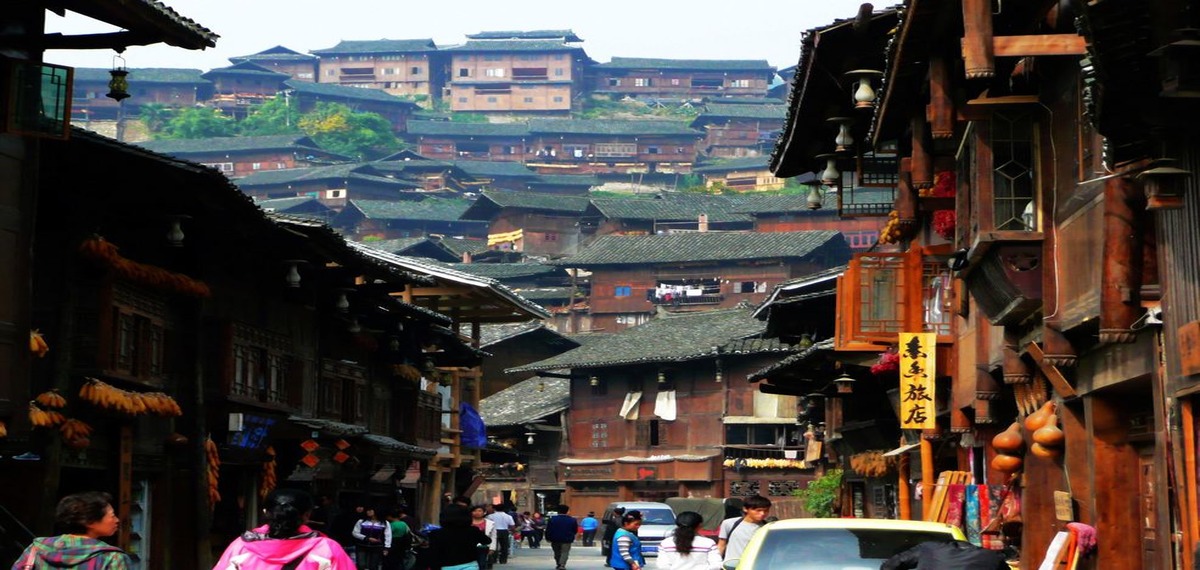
xmin=899 ymin=332 xmax=937 ymax=429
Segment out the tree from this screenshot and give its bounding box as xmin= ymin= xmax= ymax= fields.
xmin=793 ymin=469 xmax=843 ymax=518
xmin=158 ymin=106 xmax=237 ymax=139
xmin=138 ymin=103 xmax=172 ymax=134
xmin=239 ymin=94 xmax=301 ymax=136
xmin=297 ymin=102 xmax=400 ymax=160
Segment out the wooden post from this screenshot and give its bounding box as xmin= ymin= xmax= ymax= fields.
xmin=1099 ymin=176 xmax=1142 ymax=344
xmin=920 ymin=438 xmax=935 ymax=519
xmin=961 ymin=0 xmax=995 ymax=79
xmin=927 ymin=57 xmax=955 ymax=139
xmin=1183 ymin=400 xmax=1198 ymax=570
xmin=911 ymin=118 xmax=933 ymax=190
xmin=118 ymin=424 xmax=133 ymax=550
xmin=897 ymin=158 xmax=917 ymax=226
xmin=898 ymin=445 xmax=912 ymax=520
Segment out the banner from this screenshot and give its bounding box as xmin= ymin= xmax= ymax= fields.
xmin=487 ymin=229 xmax=524 ymax=246
xmin=899 ymin=332 xmax=937 ymax=429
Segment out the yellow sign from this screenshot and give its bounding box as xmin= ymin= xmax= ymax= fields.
xmin=487 ymin=229 xmax=524 ymax=246
xmin=899 ymin=332 xmax=937 ymax=429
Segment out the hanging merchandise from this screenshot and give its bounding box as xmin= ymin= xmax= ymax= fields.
xmin=206 ymin=436 xmax=222 ymax=509
xmin=460 ymin=402 xmax=488 ymax=449
xmin=260 ymin=446 xmax=277 ymax=500
xmin=29 ymin=330 xmax=49 ymax=358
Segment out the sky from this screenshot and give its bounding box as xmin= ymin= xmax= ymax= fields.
xmin=45 ymin=0 xmax=871 ymax=73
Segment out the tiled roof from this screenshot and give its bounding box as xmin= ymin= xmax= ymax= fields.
xmin=587 ymin=194 xmax=754 ymax=223
xmin=310 ymin=39 xmax=437 ymax=54
xmin=467 ymin=30 xmax=583 ymax=42
xmin=451 ymin=160 xmax=537 ymax=178
xmin=598 ymin=57 xmax=775 ymax=72
xmin=747 ymin=338 xmax=834 ymax=381
xmin=407 ymin=121 xmax=532 ymax=137
xmin=74 ymin=1 xmax=218 ymax=50
xmin=445 ymin=40 xmax=581 ymax=52
xmin=360 ymin=433 xmax=438 ymax=457
xmin=547 ymin=230 xmax=845 ymax=266
xmin=691 ymin=156 xmax=772 ymax=173
xmin=437 ymin=236 xmax=491 ymax=256
xmin=727 ymin=187 xmax=894 ymax=214
xmin=136 ymin=134 xmax=320 ymax=155
xmin=347 ymin=198 xmax=477 ymax=222
xmin=202 ymin=61 xmax=291 ymax=80
xmin=510 ymin=287 xmax=573 ymax=302
xmin=472 ymin=190 xmax=591 ymax=214
xmin=73 ymin=67 xmax=208 ymax=84
xmin=358 ymin=237 xmax=428 ymax=254
xmin=479 ymin=375 xmax=570 ymax=426
xmin=256 ymin=196 xmax=329 ymax=212
xmin=284 ymin=79 xmax=420 ymax=107
xmin=528 ymin=119 xmax=701 ymax=137
xmin=230 ymin=45 xmax=316 ymax=63
xmin=234 ymin=163 xmax=418 ymax=188
xmin=695 ymin=103 xmax=787 ymax=121
xmin=508 ymin=308 xmax=784 ymax=372
xmin=443 ymin=262 xmax=565 ymax=281
xmin=527 ymin=174 xmax=600 ymax=187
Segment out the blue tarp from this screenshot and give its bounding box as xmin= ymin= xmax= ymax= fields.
xmin=460 ymin=402 xmax=488 ymax=449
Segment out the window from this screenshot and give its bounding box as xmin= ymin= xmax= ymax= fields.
xmin=524 ymin=97 xmax=534 ymax=103
xmin=636 ymin=420 xmax=666 ymax=447
xmin=544 ymin=232 xmax=558 ymax=241
xmin=553 ymin=96 xmax=564 ymax=103
xmin=738 ymin=281 xmax=767 ymax=293
xmin=614 ymin=285 xmax=632 ymax=297
xmin=990 ymin=111 xmax=1037 ymax=230
xmin=646 ymin=146 xmax=660 ymax=154
xmin=671 ymin=78 xmax=681 ymax=86
xmin=836 ymin=250 xmax=930 ymax=350
xmin=458 ymin=68 xmax=470 ymax=77
xmin=634 ymin=78 xmax=651 ymax=87
xmin=555 ymin=68 xmax=564 ymax=76
xmin=485 ymin=68 xmax=506 ymax=77
xmin=608 ymin=78 xmax=621 ymax=87
xmin=725 ymin=424 xmax=800 ymax=446
xmin=591 ymin=421 xmax=609 ymax=448
xmin=382 ymin=68 xmax=395 ymax=75
xmin=326 ymin=69 xmax=335 ymax=76
xmin=458 ymin=97 xmax=468 ymax=103
xmin=202 ymin=162 xmax=234 ymax=172
xmin=487 ymin=96 xmax=497 ymax=103
xmin=595 ymin=143 xmax=636 ymax=157
xmin=325 ymin=189 xmax=344 ymax=199
xmin=730 ymin=79 xmax=751 ymax=88
xmin=411 ymin=66 xmax=422 ymax=75
xmin=251 ymin=162 xmax=262 ymax=170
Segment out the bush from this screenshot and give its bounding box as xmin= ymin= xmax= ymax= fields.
xmin=793 ymin=469 xmax=843 ymax=518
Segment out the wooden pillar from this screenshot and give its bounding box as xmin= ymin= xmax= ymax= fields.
xmin=911 ymin=118 xmax=933 ymax=190
xmin=1099 ymin=176 xmax=1142 ymax=344
xmin=1084 ymin=396 xmax=1142 ymax=570
xmin=898 ymin=447 xmax=912 ymax=520
xmin=897 ymin=158 xmax=917 ymax=234
xmin=961 ymin=0 xmax=995 ymax=79
xmin=118 ymin=425 xmax=134 ymax=550
xmin=1183 ymin=400 xmax=1198 ymax=570
xmin=920 ymin=439 xmax=935 ymax=520
xmin=927 ymin=57 xmax=955 ymax=139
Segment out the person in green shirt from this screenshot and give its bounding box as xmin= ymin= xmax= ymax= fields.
xmin=384 ymin=507 xmax=413 ymax=570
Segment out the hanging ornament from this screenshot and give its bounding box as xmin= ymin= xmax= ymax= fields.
xmin=107 ymin=53 xmax=130 ymax=102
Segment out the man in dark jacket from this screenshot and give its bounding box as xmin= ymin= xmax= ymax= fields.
xmin=880 ymin=540 xmax=1009 ymax=570
xmin=544 ymin=505 xmax=579 ymax=570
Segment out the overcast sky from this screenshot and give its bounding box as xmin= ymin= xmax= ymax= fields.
xmin=45 ymin=1 xmax=871 ymax=73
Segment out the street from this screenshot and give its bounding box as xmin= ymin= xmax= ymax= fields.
xmin=500 ymin=541 xmax=610 ymax=570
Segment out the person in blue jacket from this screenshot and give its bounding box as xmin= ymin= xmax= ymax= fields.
xmin=545 ymin=505 xmax=580 ymax=570
xmin=580 ymin=512 xmax=600 ymax=547
xmin=609 ymin=511 xmax=645 ymax=570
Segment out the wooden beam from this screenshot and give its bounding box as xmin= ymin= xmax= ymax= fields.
xmin=1026 ymin=342 xmax=1078 ymax=400
xmin=961 ymin=0 xmax=995 ymax=79
xmin=0 ymin=31 xmax=158 ymax=52
xmin=993 ymin=34 xmax=1086 ymax=57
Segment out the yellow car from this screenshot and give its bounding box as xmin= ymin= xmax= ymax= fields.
xmin=723 ymin=518 xmax=967 ymax=570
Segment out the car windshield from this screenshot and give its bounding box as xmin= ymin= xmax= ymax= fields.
xmin=636 ymin=508 xmax=676 ymax=525
xmin=742 ymin=528 xmax=957 ymax=570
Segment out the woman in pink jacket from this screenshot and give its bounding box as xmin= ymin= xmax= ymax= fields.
xmin=213 ymin=489 xmax=355 ymax=570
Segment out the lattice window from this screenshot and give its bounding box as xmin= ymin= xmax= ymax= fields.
xmin=729 ymin=480 xmax=761 ymax=497
xmin=767 ymin=480 xmax=802 ymax=496
xmin=591 ymin=421 xmax=609 ymax=448
xmin=991 ymin=111 xmax=1037 ymax=231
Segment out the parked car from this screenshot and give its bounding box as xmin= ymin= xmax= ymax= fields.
xmin=601 ymin=501 xmax=676 ymax=557
xmin=724 ymin=518 xmax=966 ymax=570
xmin=665 ymin=497 xmax=742 ymax=540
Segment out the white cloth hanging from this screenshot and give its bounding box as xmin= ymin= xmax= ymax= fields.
xmin=619 ymin=391 xmax=642 ymax=420
xmin=654 ymin=389 xmax=677 ymax=421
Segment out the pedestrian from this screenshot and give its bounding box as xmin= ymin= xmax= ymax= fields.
xmin=519 ymin=512 xmax=535 ymax=548
xmin=880 ymin=540 xmax=1009 ymax=570
xmin=545 ymin=504 xmax=579 ymax=570
xmin=609 ymin=511 xmax=645 ymax=570
xmin=470 ymin=505 xmax=498 ymax=569
xmin=333 ymin=504 xmax=365 ymax=555
xmin=580 ymin=512 xmax=599 ymax=547
xmin=307 ymin=494 xmax=336 ymax=534
xmin=511 ymin=512 xmax=523 ymax=550
xmin=385 ymin=507 xmax=414 ymax=570
xmin=12 ymin=491 xmax=130 ymax=570
xmin=352 ymin=506 xmax=393 ymax=570
xmin=485 ymin=504 xmax=515 ymax=564
xmin=425 ymin=505 xmax=491 ymax=570
xmin=716 ymin=495 xmax=771 ymax=564
xmin=601 ymin=507 xmax=626 ymax=566
xmin=212 ymin=488 xmax=354 ymax=569
xmin=529 ymin=512 xmax=546 ymax=549
xmin=655 ymin=511 xmax=720 ymax=570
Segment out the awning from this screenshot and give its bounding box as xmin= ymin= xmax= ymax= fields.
xmin=882 ymin=443 xmax=920 ymax=457
xmin=370 ymin=465 xmax=397 ymax=483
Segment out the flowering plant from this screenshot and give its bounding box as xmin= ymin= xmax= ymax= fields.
xmin=931 ymin=171 xmax=956 ymax=240
xmin=870 ymin=348 xmax=900 ymax=377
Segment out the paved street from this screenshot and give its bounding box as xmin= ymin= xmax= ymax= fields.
xmin=500 ymin=541 xmax=610 ymax=570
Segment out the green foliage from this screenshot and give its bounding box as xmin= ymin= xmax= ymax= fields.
xmin=158 ymin=106 xmax=237 ymax=139
xmin=793 ymin=469 xmax=843 ymax=518
xmin=578 ymin=96 xmax=698 ymax=121
xmin=240 ymin=95 xmax=302 ymax=136
xmin=448 ymin=113 xmax=489 ymax=123
xmin=138 ymin=103 xmax=172 ymax=133
xmin=297 ymin=102 xmax=400 ymax=160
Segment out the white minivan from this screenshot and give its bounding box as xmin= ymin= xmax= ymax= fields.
xmin=601 ymin=501 xmax=676 ymax=557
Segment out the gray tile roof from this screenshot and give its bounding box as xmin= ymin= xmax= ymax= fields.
xmin=451 ymin=160 xmax=537 ymax=177
xmin=529 ymin=119 xmax=701 ymax=137
xmin=691 ymin=156 xmax=773 ymax=173
xmin=508 ymin=308 xmax=786 ymax=372
xmin=349 ymin=198 xmax=477 ymax=222
xmin=73 ymin=67 xmax=208 ymax=84
xmin=598 ymin=57 xmax=775 ymax=72
xmin=136 ymin=134 xmax=322 ymax=155
xmin=479 ymin=375 xmax=570 ymax=426
xmin=747 ymin=338 xmax=834 ymax=381
xmin=284 ymin=79 xmax=420 ymax=107
xmin=479 ymin=320 xmax=544 ymax=346
xmin=527 ymin=174 xmax=600 ymax=188
xmin=509 ymin=287 xmax=573 ymax=302
xmin=234 ymin=163 xmax=419 ymax=189
xmin=467 ymin=30 xmax=583 ymax=42
xmin=408 ymin=121 xmax=532 ymax=137
xmin=256 ymin=196 xmax=328 ymax=212
xmin=310 ymin=39 xmax=437 ymax=54
xmin=436 ymin=236 xmax=491 ymax=256
xmin=445 ymin=40 xmax=582 ymax=52
xmin=443 ymin=262 xmax=565 ymax=281
xmin=202 ymin=61 xmax=291 ymax=80
xmin=230 ymin=45 xmax=316 ymax=63
xmin=547 ymin=230 xmax=844 ymax=266
xmin=587 ymin=194 xmax=754 ymax=223
xmin=465 ymin=190 xmax=591 ymax=217
xmin=695 ymin=103 xmax=787 ymax=121
xmin=73 ymin=1 xmax=217 ymax=50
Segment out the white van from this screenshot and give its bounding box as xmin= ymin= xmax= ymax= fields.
xmin=601 ymin=501 xmax=676 ymax=557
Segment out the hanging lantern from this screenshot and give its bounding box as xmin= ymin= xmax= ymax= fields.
xmin=165 ymin=217 xmax=185 ymax=247
xmin=816 ymin=153 xmax=841 ymax=185
xmin=834 ymin=373 xmax=856 ymax=394
xmin=589 ymin=376 xmax=600 ymax=387
xmin=106 ymin=54 xmax=130 ymax=102
xmin=805 ymin=181 xmax=823 ymax=210
xmin=828 ymin=117 xmax=855 ymax=152
xmin=844 ymin=69 xmax=884 ymax=109
xmin=657 ymin=371 xmax=666 ymax=384
xmin=284 ymin=261 xmax=303 ymax=288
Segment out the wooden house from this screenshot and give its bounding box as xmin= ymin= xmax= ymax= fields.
xmin=589 ymin=58 xmax=777 ymax=101
xmin=356 ymin=236 xmax=486 ymax=263
xmin=406 ymin=121 xmax=533 ymax=161
xmin=507 ymin=308 xmax=804 ymax=516
xmin=283 ymin=79 xmax=421 ymax=133
xmin=548 ymin=230 xmax=851 ymax=332
xmin=689 ymin=101 xmax=787 ymax=158
xmin=234 ymin=162 xmax=427 ymax=207
xmin=255 ymin=196 xmax=336 ymax=223
xmin=310 ymin=39 xmax=442 ymax=102
xmin=201 ymin=61 xmax=291 ymax=117
xmin=692 ymin=156 xmax=785 ymax=191
xmin=478 ymin=375 xmax=571 ymax=513
xmin=583 ymin=192 xmax=755 ymax=236
xmin=459 ymin=190 xmax=592 ymax=257
xmin=229 ymin=45 xmax=318 ymax=82
xmin=732 ymin=193 xmax=888 ymax=250
xmin=522 ymin=119 xmax=703 ymax=175
xmin=137 ymin=134 xmax=351 ymax=179
xmin=443 ymin=30 xmax=591 ymax=114
xmin=478 ymin=321 xmax=580 ymax=398
xmin=72 ymin=67 xmax=211 ymax=120
xmin=334 ymin=197 xmax=486 ymax=240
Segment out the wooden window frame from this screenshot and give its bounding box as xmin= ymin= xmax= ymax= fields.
xmin=836 ymin=248 xmax=954 ymax=350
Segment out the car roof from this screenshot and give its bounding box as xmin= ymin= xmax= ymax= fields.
xmin=763 ymin=518 xmax=963 ymax=534
xmin=608 ymin=501 xmax=672 ymax=507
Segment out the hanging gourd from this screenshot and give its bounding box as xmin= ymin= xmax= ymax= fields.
xmin=992 ymin=422 xmax=1024 ymax=454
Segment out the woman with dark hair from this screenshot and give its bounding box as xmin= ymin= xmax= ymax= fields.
xmin=213 ymin=488 xmax=354 ymax=569
xmin=424 ymin=505 xmax=491 ymax=570
xmin=353 ymin=507 xmax=393 ymax=570
xmin=655 ymin=511 xmax=720 ymax=570
xmin=12 ymin=492 xmax=129 ymax=569
xmin=609 ymin=511 xmax=646 ymax=570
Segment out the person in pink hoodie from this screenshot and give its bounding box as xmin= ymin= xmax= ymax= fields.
xmin=213 ymin=489 xmax=355 ymax=570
